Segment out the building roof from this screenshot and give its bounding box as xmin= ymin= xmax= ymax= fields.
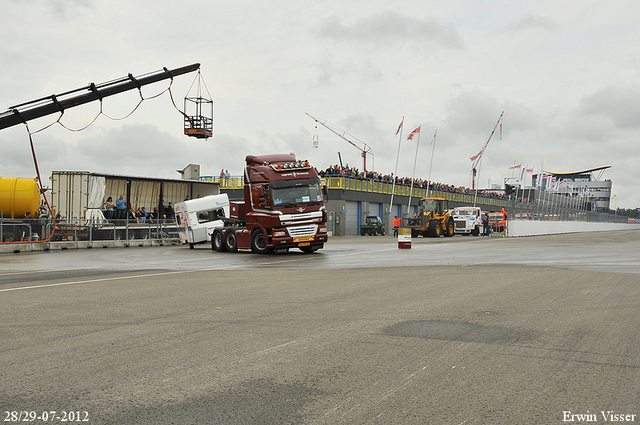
xmin=542 ymin=165 xmax=611 ymax=176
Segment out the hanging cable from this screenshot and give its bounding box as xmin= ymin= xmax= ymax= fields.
xmin=1 ymin=73 xmax=189 ymax=244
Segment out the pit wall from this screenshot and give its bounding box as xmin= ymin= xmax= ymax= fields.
xmin=506 ymin=220 xmax=640 ymax=237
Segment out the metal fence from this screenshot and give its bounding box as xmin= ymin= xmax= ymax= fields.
xmin=1 ymin=217 xmax=179 ymax=244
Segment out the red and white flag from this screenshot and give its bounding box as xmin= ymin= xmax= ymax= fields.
xmin=395 ymin=118 xmax=404 ymax=136
xmin=509 ymin=163 xmax=522 ymax=169
xmin=470 ymin=149 xmax=483 ymax=161
xmin=407 ymin=126 xmax=421 ymax=140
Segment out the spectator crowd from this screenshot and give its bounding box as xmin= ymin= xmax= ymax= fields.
xmin=317 ymin=164 xmax=535 ymax=204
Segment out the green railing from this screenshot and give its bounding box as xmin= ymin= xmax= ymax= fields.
xmin=324 ymin=176 xmax=508 ymax=208
xmin=201 ymin=175 xmax=509 ymax=207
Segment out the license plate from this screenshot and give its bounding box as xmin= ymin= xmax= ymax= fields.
xmin=293 ymin=236 xmax=314 ymax=242
xmin=298 ymin=242 xmax=311 ymax=247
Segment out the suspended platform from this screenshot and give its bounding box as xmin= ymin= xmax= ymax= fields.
xmin=183 ymin=70 xmax=213 ymax=139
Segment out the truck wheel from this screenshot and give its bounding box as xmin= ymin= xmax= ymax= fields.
xmin=251 ymin=229 xmax=272 ymax=254
xmin=212 ymin=229 xmax=226 ymax=252
xmin=428 ymin=220 xmax=442 ymax=237
xmin=224 ymin=229 xmax=238 ymax=252
xmin=444 ymin=219 xmax=455 ymax=237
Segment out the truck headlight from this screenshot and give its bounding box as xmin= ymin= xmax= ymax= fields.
xmin=273 ymin=230 xmax=286 ymax=237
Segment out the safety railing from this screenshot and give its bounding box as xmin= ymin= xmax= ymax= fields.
xmin=1 ymin=217 xmax=179 ymax=244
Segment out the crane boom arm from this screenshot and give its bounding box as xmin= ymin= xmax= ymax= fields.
xmin=0 ymin=63 xmax=201 ymax=131
xmin=305 ymin=112 xmax=373 ymax=170
xmin=471 ymin=111 xmax=504 ymax=169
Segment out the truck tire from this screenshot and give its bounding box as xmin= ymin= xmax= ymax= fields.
xmin=444 ymin=218 xmax=455 ymax=237
xmin=428 ymin=220 xmax=442 ymax=237
xmin=251 ymin=229 xmax=272 ymax=254
xmin=212 ymin=229 xmax=226 ymax=252
xmin=223 ymin=229 xmax=238 ymax=252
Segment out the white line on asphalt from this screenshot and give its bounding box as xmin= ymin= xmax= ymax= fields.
xmin=2 ymin=266 xmax=97 ymax=276
xmin=0 ymin=264 xmax=247 ymax=293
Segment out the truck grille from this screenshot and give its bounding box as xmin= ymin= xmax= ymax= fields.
xmin=455 ymin=220 xmax=466 ymax=229
xmin=287 ymin=224 xmax=318 ymax=237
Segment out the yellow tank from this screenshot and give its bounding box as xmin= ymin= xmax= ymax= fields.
xmin=0 ymin=177 xmax=41 ymax=218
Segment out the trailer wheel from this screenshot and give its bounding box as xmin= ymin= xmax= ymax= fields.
xmin=223 ymin=229 xmax=238 ymax=252
xmin=251 ymin=229 xmax=272 ymax=254
xmin=212 ymin=229 xmax=226 ymax=252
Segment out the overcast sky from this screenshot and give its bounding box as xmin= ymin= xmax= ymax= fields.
xmin=2 ymin=0 xmax=639 ymax=209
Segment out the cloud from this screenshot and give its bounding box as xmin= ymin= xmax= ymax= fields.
xmin=580 ymin=83 xmax=640 ymax=129
xmin=315 ymin=11 xmax=464 ymax=50
xmin=504 ymin=14 xmax=559 ymax=32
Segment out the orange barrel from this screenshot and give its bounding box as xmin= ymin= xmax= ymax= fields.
xmin=0 ymin=177 xmax=40 ymax=218
xmin=398 ymin=227 xmax=411 ymax=249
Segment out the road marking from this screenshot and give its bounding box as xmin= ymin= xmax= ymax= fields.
xmin=0 ymin=264 xmax=248 ymax=293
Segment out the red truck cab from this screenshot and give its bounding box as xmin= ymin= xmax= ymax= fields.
xmin=214 ymin=153 xmax=328 ymax=254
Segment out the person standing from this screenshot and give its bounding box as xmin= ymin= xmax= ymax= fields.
xmin=165 ymin=202 xmax=175 ymax=222
xmin=393 ymin=216 xmax=401 ymax=237
xmin=482 ymin=214 xmax=490 ymax=236
xmin=21 ymin=211 xmax=32 ymax=241
xmin=116 ymin=195 xmax=126 ymax=220
xmin=105 ymin=196 xmax=115 ymax=221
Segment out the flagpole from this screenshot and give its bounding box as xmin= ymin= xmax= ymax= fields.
xmin=389 ymin=117 xmax=404 ymax=229
xmin=474 ymin=154 xmax=482 ymax=207
xmin=426 ymin=130 xmax=437 ymax=198
xmin=407 ymin=125 xmax=421 ymax=215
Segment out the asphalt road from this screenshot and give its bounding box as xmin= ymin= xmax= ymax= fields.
xmin=1 ymin=231 xmax=639 ymax=424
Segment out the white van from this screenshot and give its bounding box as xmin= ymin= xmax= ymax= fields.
xmin=174 ymin=194 xmax=230 ymax=248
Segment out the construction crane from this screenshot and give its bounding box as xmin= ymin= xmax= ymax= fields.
xmin=305 ymin=112 xmax=373 ymax=171
xmin=470 ymin=111 xmax=504 ymax=190
xmin=0 ymin=63 xmax=201 ymax=131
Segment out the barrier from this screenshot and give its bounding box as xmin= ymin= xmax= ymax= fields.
xmin=398 ymin=227 xmax=411 ymax=249
xmin=507 ymin=220 xmax=640 ymax=237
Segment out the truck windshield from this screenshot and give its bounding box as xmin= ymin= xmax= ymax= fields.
xmin=420 ymin=199 xmax=439 ymax=212
xmin=270 ymin=178 xmax=323 ymax=207
xmin=455 ymin=208 xmax=475 ymax=216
